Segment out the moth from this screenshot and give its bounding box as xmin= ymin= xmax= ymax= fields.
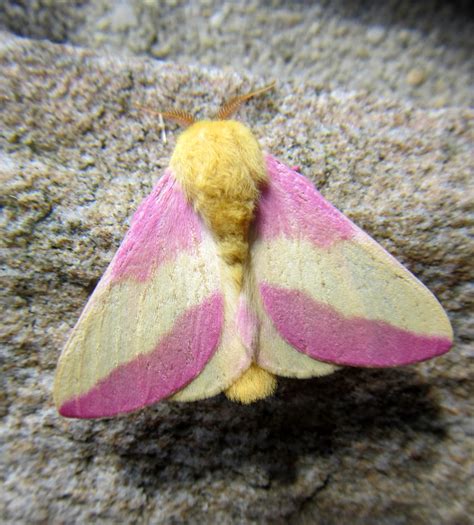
xmin=54 ymin=84 xmax=453 ymax=418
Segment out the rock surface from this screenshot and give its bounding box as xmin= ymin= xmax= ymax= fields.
xmin=0 ymin=3 xmax=473 ymax=524
xmin=0 ymin=0 xmax=473 ymax=108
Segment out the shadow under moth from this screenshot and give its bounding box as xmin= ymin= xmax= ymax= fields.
xmin=54 ymin=84 xmax=453 ymax=418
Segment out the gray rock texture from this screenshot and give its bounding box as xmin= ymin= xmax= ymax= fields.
xmin=1 ymin=0 xmax=473 ymax=108
xmin=1 ymin=1 xmax=473 ymax=524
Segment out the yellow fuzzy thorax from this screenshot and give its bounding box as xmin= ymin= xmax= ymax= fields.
xmin=170 ymin=120 xmax=267 ymax=284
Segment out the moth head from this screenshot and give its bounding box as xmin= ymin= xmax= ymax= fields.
xmin=166 ymin=83 xmax=274 ymax=189
xmin=136 ymin=82 xmax=274 ymax=153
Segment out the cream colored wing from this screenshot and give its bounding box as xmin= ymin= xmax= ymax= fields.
xmin=54 ymin=171 xmax=250 ymax=418
xmin=250 ymin=155 xmax=452 ymax=375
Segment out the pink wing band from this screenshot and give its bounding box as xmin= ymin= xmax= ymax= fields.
xmin=260 ymin=284 xmax=452 ymax=367
xmin=59 ymin=292 xmax=224 ymax=418
xmin=255 ymin=155 xmax=355 ymax=247
xmin=111 ymin=170 xmax=201 ymax=282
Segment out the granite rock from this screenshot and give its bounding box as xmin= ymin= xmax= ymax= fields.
xmin=0 ymin=1 xmax=473 ymax=108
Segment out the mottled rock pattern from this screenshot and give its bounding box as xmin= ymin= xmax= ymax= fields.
xmin=0 ymin=1 xmax=473 ymax=108
xmin=0 ymin=27 xmax=473 ymax=525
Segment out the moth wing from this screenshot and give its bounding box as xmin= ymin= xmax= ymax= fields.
xmin=250 ymin=155 xmax=453 ymax=376
xmin=54 ymin=171 xmax=249 ymax=418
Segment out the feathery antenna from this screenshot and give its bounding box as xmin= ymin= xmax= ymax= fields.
xmin=216 ymin=81 xmax=275 ymax=120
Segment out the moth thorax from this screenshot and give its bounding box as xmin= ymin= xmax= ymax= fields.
xmin=170 ymin=120 xmax=268 ymax=274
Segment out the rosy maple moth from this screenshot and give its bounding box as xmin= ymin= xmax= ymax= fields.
xmin=53 ymin=84 xmax=453 ymax=418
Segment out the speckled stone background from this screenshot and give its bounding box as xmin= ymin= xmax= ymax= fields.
xmin=1 ymin=2 xmax=473 ymax=524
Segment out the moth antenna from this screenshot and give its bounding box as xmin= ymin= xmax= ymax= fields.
xmin=216 ymin=81 xmax=276 ymax=120
xmin=134 ymin=104 xmax=196 ymax=128
xmin=160 ymin=109 xmax=196 ymax=127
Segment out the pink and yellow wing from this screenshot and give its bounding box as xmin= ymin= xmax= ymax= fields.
xmin=250 ymin=155 xmax=453 ymax=375
xmin=53 ymin=171 xmax=250 ymax=418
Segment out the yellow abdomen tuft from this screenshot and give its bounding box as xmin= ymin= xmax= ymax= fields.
xmin=225 ymin=364 xmax=277 ymax=404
